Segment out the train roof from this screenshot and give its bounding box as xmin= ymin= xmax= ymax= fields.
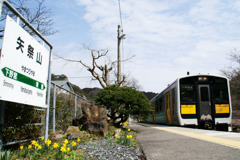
xmin=150 ymin=74 xmax=228 ymax=102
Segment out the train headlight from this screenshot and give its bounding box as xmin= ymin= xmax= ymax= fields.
xmin=198 ymin=77 xmax=207 ymax=81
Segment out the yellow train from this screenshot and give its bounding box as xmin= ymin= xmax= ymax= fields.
xmin=148 ymin=74 xmax=232 ymax=131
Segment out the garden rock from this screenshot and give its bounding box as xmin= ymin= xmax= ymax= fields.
xmin=114 ymin=129 xmax=122 ymax=137
xmin=52 ymin=134 xmax=64 ymax=140
xmin=67 ymin=133 xmax=86 ymax=140
xmin=49 ymin=130 xmax=64 ymax=140
xmin=65 ymin=126 xmax=81 ymax=135
xmin=72 ymin=114 xmax=87 ymax=126
xmin=81 ymin=122 xmax=109 ymax=136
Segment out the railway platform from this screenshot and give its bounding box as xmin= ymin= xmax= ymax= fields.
xmin=130 ymin=122 xmax=240 ymax=160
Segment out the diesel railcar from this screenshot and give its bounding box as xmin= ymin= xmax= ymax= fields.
xmin=148 ymin=74 xmax=232 ymax=130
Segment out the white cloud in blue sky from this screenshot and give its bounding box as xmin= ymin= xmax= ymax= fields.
xmin=45 ymin=0 xmax=240 ymax=92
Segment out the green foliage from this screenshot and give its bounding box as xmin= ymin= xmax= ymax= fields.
xmin=0 ymin=150 xmax=12 ymax=160
xmin=2 ymin=102 xmax=44 ymax=143
xmin=53 ymin=93 xmax=75 ymax=132
xmin=95 ymin=85 xmax=152 ymax=124
xmin=71 ymin=83 xmax=85 ymax=97
xmin=115 ymin=128 xmax=134 ymax=146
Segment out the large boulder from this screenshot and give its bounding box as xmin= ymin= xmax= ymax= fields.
xmin=64 ymin=126 xmax=81 ymax=135
xmin=81 ymin=122 xmax=109 ymax=136
xmin=72 ymin=114 xmax=88 ymax=126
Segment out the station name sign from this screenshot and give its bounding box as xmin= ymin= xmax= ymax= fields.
xmin=0 ymin=15 xmax=50 ymax=108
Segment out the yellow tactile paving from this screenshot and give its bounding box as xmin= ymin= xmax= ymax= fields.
xmin=141 ymin=123 xmax=240 ymax=149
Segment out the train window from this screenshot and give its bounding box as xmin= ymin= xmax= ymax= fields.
xmin=212 ymin=84 xmax=229 ymax=101
xmin=160 ymin=97 xmax=164 ymax=112
xmin=200 ymin=87 xmax=209 ymax=101
xmin=180 ymin=84 xmax=196 ymax=102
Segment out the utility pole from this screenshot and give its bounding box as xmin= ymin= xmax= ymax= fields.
xmin=117 ymin=25 xmax=126 ymax=85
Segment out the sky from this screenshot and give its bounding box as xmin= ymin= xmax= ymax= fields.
xmin=44 ymin=0 xmax=240 ymax=93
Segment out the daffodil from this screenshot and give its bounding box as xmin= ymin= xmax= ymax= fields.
xmin=28 ymin=145 xmax=32 ymax=149
xmin=31 ymin=140 xmax=37 ymax=146
xmin=71 ymin=141 xmax=76 ymax=147
xmin=60 ymin=146 xmax=66 ymax=153
xmin=114 ymin=134 xmax=118 ymax=138
xmin=127 ymin=135 xmax=130 ymax=139
xmin=37 ymin=145 xmax=42 ymax=150
xmin=77 ymin=137 xmax=81 ymax=142
xmin=20 ymin=146 xmax=24 ymax=150
xmin=67 ymin=147 xmax=70 ymax=151
xmin=63 ymin=143 xmax=67 ymax=148
xmin=40 ymin=136 xmax=44 ymax=141
xmin=123 ymin=121 xmax=128 ymax=127
xmin=128 ymin=128 xmax=131 ymax=132
xmin=64 ymin=139 xmax=68 ymax=144
xmin=53 ymin=143 xmax=59 ymax=149
xmin=129 ymin=135 xmax=133 ymax=139
xmin=45 ymin=139 xmax=51 ymax=146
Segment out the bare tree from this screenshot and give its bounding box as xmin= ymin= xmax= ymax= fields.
xmin=1 ymin=0 xmax=56 ymax=37
xmin=221 ymin=49 xmax=240 ymax=115
xmin=55 ymin=47 xmax=135 ymax=88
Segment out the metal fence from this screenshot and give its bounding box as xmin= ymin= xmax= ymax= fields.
xmin=0 ymin=81 xmax=93 ymax=150
xmin=48 ymin=82 xmax=94 ymax=133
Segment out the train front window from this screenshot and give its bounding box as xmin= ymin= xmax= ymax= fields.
xmin=213 ymin=84 xmax=229 ymax=102
xmin=180 ymin=85 xmax=195 ymax=102
xmin=212 ymin=77 xmax=229 ymax=102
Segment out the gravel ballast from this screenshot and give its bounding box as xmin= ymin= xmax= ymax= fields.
xmin=78 ymin=139 xmax=145 ymax=160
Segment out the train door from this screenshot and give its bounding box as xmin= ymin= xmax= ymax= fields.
xmin=166 ymin=92 xmax=172 ymax=125
xmin=152 ymin=102 xmax=156 ymax=123
xmin=198 ymin=85 xmax=213 ymax=128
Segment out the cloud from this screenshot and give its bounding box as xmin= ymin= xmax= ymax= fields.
xmin=55 ymin=0 xmax=240 ymax=92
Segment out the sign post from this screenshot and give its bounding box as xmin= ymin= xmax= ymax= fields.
xmin=0 ymin=0 xmax=53 ymax=141
xmin=0 ymin=15 xmax=49 ymax=108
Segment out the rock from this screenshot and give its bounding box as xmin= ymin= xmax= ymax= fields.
xmin=53 ymin=134 xmax=64 ymax=140
xmin=49 ymin=130 xmax=64 ymax=140
xmin=114 ymin=129 xmax=121 ymax=138
xmin=65 ymin=126 xmax=81 ymax=135
xmin=67 ymin=133 xmax=86 ymax=140
xmin=82 ymin=122 xmax=109 ymax=136
xmin=72 ymin=114 xmax=88 ymax=126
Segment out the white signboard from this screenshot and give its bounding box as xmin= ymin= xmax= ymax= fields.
xmin=0 ymin=15 xmax=50 ymax=108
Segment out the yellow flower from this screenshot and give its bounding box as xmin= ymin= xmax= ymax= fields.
xmin=114 ymin=134 xmax=118 ymax=138
xmin=28 ymin=145 xmax=32 ymax=149
xmin=64 ymin=139 xmax=68 ymax=144
xmin=128 ymin=128 xmax=131 ymax=132
xmin=127 ymin=135 xmax=130 ymax=139
xmin=37 ymin=145 xmax=42 ymax=150
xmin=129 ymin=135 xmax=133 ymax=139
xmin=60 ymin=146 xmax=66 ymax=153
xmin=41 ymin=136 xmax=44 ymax=141
xmin=67 ymin=147 xmax=70 ymax=151
xmin=71 ymin=141 xmax=77 ymax=147
xmin=63 ymin=143 xmax=67 ymax=148
xmin=53 ymin=143 xmax=59 ymax=149
xmin=31 ymin=140 xmax=37 ymax=146
xmin=123 ymin=121 xmax=128 ymax=127
xmin=20 ymin=146 xmax=24 ymax=150
xmin=45 ymin=139 xmax=51 ymax=146
xmin=77 ymin=137 xmax=81 ymax=142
